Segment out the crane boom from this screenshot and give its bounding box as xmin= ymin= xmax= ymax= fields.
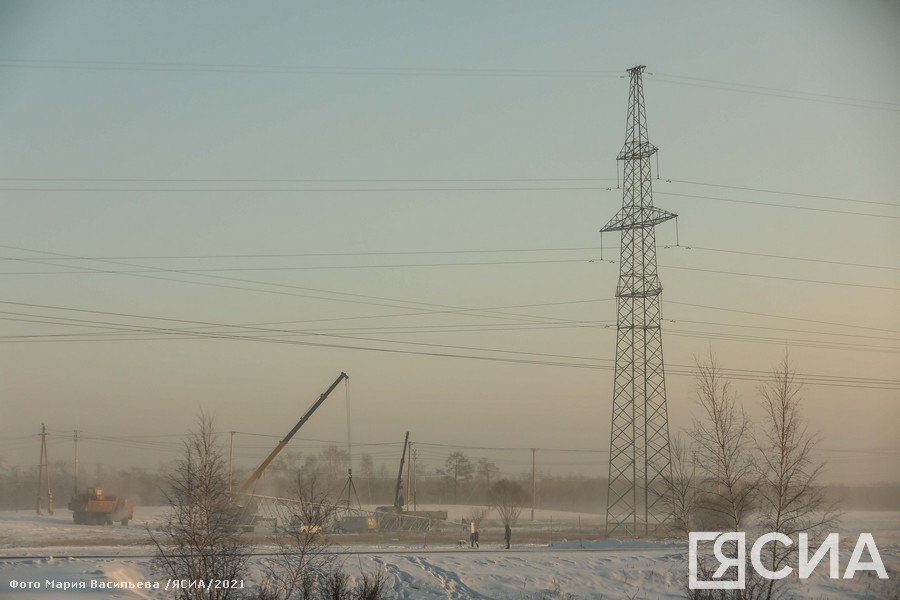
xmin=393 ymin=431 xmax=410 ymax=511
xmin=238 ymin=372 xmax=348 ymax=494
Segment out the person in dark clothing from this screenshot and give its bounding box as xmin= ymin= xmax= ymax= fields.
xmin=504 ymin=524 xmax=511 ymax=549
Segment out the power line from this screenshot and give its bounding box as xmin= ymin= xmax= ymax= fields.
xmin=648 ymin=73 xmax=900 ymax=112
xmin=650 ymin=72 xmax=900 ymax=108
xmin=3 ymin=58 xmax=895 ymax=111
xmin=3 ymin=257 xmax=894 ymax=292
xmin=667 ymin=300 xmax=900 ymax=335
xmin=0 ymin=244 xmax=589 ymax=327
xmin=665 ymin=179 xmax=900 ymax=208
xmin=0 ymin=58 xmax=625 ymax=79
xmin=0 ymin=256 xmax=605 ymax=274
xmin=2 ymin=242 xmax=631 ymax=337
xmin=5 ymin=258 xmax=893 ymax=351
xmin=0 ymin=299 xmax=897 ymax=390
xmin=4 ymin=318 xmax=896 ymax=356
xmin=3 ymin=185 xmax=895 ymax=219
xmin=0 ymin=185 xmax=619 ymax=193
xmin=0 ymin=176 xmax=890 ymax=209
xmin=658 ymin=263 xmax=900 ymax=292
xmin=665 ymin=246 xmax=900 ymax=272
xmin=0 ymin=300 xmax=614 ymax=365
xmin=1 ymin=242 xmax=895 ymax=272
xmin=1 ymin=235 xmax=896 ymax=387
xmin=656 ymin=191 xmax=900 ymax=220
xmin=0 ymin=177 xmax=618 ymax=184
xmin=0 ymin=245 xmax=612 ymax=262
xmin=5 ymin=311 xmax=895 ymax=348
xmin=4 ymin=239 xmax=897 ymax=353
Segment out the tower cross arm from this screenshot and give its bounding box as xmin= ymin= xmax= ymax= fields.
xmin=617 ymin=141 xmax=658 ymax=161
xmin=600 ymin=207 xmax=677 ymax=233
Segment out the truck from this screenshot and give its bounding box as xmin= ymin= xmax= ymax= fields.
xmin=334 ymin=515 xmax=378 ymax=533
xmin=68 ymin=487 xmax=134 ymax=525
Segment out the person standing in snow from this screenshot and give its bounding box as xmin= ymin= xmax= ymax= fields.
xmin=470 ymin=519 xmax=477 ymax=548
xmin=504 ymin=524 xmax=511 ymax=549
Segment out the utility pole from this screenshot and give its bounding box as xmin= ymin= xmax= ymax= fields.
xmin=14 ymin=467 xmax=21 ymax=512
xmin=73 ymin=430 xmax=79 ymax=496
xmin=531 ymin=448 xmax=536 ymax=521
xmin=603 ymin=65 xmax=675 ymax=536
xmin=36 ymin=424 xmax=53 ymax=515
xmin=412 ymin=448 xmax=418 ymax=511
xmin=406 ymin=442 xmax=413 ymax=512
xmin=229 ymin=431 xmax=236 ymax=494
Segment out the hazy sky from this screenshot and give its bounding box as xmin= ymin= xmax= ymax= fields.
xmin=1 ymin=1 xmax=898 ymax=485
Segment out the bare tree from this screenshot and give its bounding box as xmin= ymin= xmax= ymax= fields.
xmin=691 ymin=352 xmax=756 ymax=532
xmin=467 ymin=505 xmax=490 ymax=528
xmin=320 ymin=446 xmax=350 ymax=481
xmin=489 ymin=479 xmax=527 ymax=527
xmin=660 ymin=433 xmax=699 ymax=536
xmin=476 ymin=458 xmax=499 ymax=502
xmin=754 ymin=352 xmax=838 ymax=600
xmin=438 ymin=452 xmax=473 ymax=504
xmin=151 ymin=411 xmax=247 ymax=600
xmin=258 ymin=475 xmax=340 ymax=600
xmin=257 ymin=471 xmax=390 ymax=600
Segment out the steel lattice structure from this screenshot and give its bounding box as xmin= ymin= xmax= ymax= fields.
xmin=603 ymin=66 xmax=675 ymax=536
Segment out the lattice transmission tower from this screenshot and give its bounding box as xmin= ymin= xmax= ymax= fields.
xmin=603 ymin=65 xmax=675 ymax=536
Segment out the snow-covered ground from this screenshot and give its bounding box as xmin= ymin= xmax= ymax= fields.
xmin=1 ymin=508 xmax=897 ymax=599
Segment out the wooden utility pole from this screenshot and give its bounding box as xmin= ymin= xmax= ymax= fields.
xmin=531 ymin=448 xmax=536 ymax=521
xmin=412 ymin=448 xmax=418 ymax=511
xmin=229 ymin=431 xmax=236 ymax=494
xmin=73 ymin=430 xmax=79 ymax=495
xmin=406 ymin=442 xmax=413 ymax=512
xmin=36 ymin=424 xmax=53 ymax=515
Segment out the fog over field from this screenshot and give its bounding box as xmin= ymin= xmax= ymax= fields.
xmin=1 ymin=1 xmax=898 ymax=486
xmin=1 ymin=1 xmax=898 ymax=598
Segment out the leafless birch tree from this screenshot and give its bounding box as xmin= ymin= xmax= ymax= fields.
xmin=691 ymin=352 xmax=756 ymax=531
xmin=754 ymin=352 xmax=838 ymax=600
xmin=151 ymin=411 xmax=248 ymax=600
xmin=661 ymin=433 xmax=699 ymax=536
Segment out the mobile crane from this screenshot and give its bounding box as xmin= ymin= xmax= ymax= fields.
xmin=375 ymin=431 xmax=447 ymax=530
xmin=232 ymin=372 xmax=348 ymax=529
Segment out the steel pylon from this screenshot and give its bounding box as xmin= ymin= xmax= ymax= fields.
xmin=603 ymin=65 xmax=674 ymax=536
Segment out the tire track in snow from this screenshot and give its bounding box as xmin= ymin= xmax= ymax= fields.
xmin=370 ymin=556 xmax=427 ymax=600
xmin=405 ymin=554 xmax=493 ymax=600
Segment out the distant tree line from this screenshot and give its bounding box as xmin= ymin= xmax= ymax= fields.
xmin=0 ymin=445 xmax=896 ymax=514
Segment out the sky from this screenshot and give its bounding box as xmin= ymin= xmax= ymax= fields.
xmin=0 ymin=1 xmax=898 ymax=486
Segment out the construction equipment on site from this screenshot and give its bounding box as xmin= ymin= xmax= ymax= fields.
xmin=394 ymin=431 xmax=410 ymax=511
xmin=233 ymin=372 xmax=349 ymax=530
xmin=334 ymin=514 xmax=378 ymax=533
xmin=333 ymin=466 xmax=367 ymax=533
xmin=375 ymin=432 xmax=447 ymax=530
xmin=68 ymin=487 xmax=134 ymax=526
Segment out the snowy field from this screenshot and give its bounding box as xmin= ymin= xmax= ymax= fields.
xmin=1 ymin=508 xmax=897 ymax=599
